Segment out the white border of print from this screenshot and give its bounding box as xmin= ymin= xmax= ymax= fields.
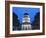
xmin=10 ymin=4 xmax=43 ymax=34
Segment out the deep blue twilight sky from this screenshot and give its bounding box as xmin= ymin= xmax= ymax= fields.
xmin=13 ymin=7 xmax=40 ymax=24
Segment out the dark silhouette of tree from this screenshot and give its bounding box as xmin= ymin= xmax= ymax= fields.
xmin=32 ymin=12 xmax=40 ymax=30
xmin=13 ymin=12 xmax=21 ymax=30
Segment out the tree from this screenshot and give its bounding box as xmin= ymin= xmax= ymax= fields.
xmin=13 ymin=12 xmax=21 ymax=30
xmin=32 ymin=12 xmax=40 ymax=30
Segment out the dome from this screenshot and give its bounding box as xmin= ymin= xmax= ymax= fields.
xmin=24 ymin=13 xmax=29 ymax=15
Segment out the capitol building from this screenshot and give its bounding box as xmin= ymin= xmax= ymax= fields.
xmin=21 ymin=13 xmax=32 ymax=30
